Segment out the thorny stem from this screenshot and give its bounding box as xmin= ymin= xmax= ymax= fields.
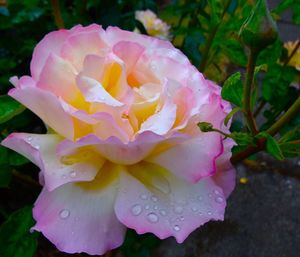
xmin=231 ymin=95 xmax=300 ymax=164
xmin=243 ymin=50 xmax=259 ymax=135
xmin=50 ymin=0 xmax=64 ymax=29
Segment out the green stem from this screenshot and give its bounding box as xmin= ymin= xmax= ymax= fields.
xmin=267 ymin=96 xmax=300 ymax=135
xmin=231 ymin=95 xmax=300 ymax=164
xmin=50 ymin=0 xmax=64 ymax=29
xmin=243 ymin=50 xmax=259 ymax=135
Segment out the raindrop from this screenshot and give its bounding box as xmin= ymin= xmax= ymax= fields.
xmin=70 ymin=171 xmax=76 ymax=178
xmin=153 ymin=176 xmax=171 ymax=194
xmin=213 ymin=189 xmax=220 ymax=195
xmin=207 ymin=211 xmax=212 ymax=215
xmin=160 ymin=210 xmax=167 ymax=216
xmin=27 ymin=136 xmax=33 ymax=141
xmin=147 ymin=213 xmax=159 ymax=223
xmin=151 ymin=195 xmax=158 ymax=202
xmin=173 ymin=225 xmax=181 ymax=231
xmin=35 ymin=145 xmax=40 ymax=149
xmin=191 ymin=206 xmax=198 ymax=212
xmin=215 ymin=196 xmax=224 ymax=203
xmin=180 ymin=216 xmax=184 ymax=221
xmin=59 ymin=209 xmax=70 ymax=219
xmin=173 ymin=206 xmax=183 ymax=214
xmin=131 ymin=204 xmax=142 ymax=216
xmin=145 ymin=205 xmax=150 ymax=210
xmin=154 ymin=205 xmax=158 ymax=210
xmin=140 ymin=194 xmax=148 ymax=200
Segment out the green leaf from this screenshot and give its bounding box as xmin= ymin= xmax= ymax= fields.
xmin=221 ymin=72 xmax=243 ymax=107
xmin=257 ymin=132 xmax=284 ymax=160
xmin=0 ymin=95 xmax=25 ymax=124
xmin=0 ymin=146 xmax=11 ymax=187
xmin=0 ymin=206 xmax=38 ymax=257
xmin=198 ymin=122 xmax=214 ymax=132
xmin=279 ymin=141 xmax=300 ymax=158
xmin=231 ymin=132 xmax=255 ymax=146
xmin=224 ymin=107 xmax=241 ymax=126
xmin=9 ymin=152 xmax=30 ymax=166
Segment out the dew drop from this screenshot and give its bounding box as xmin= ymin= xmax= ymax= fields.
xmin=35 ymin=145 xmax=40 ymax=149
xmin=145 ymin=205 xmax=150 ymax=210
xmin=173 ymin=225 xmax=180 ymax=231
xmin=180 ymin=216 xmax=184 ymax=221
xmin=27 ymin=136 xmax=33 ymax=141
xmin=215 ymin=196 xmax=224 ymax=203
xmin=140 ymin=194 xmax=148 ymax=200
xmin=147 ymin=213 xmax=159 ymax=223
xmin=152 ymin=176 xmax=171 ymax=194
xmin=70 ymin=171 xmax=76 ymax=178
xmin=213 ymin=189 xmax=220 ymax=195
xmin=173 ymin=206 xmax=183 ymax=214
xmin=131 ymin=204 xmax=142 ymax=216
xmin=207 ymin=211 xmax=212 ymax=215
xmin=154 ymin=205 xmax=158 ymax=210
xmin=60 ymin=209 xmax=70 ymax=219
xmin=160 ymin=210 xmax=167 ymax=216
xmin=151 ymin=195 xmax=158 ymax=202
xmin=191 ymin=206 xmax=198 ymax=212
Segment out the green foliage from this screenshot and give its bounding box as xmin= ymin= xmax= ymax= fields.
xmin=0 ymin=206 xmax=38 ymax=257
xmin=198 ymin=122 xmax=214 ymax=132
xmin=221 ymin=72 xmax=243 ymax=107
xmin=0 ymin=95 xmax=25 ymax=124
xmin=256 ymin=132 xmax=284 ymax=160
xmin=0 ymin=146 xmax=11 ymax=188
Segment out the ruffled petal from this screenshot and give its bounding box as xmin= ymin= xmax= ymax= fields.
xmin=1 ymin=133 xmax=103 ymax=191
xmin=146 ymin=133 xmax=223 ymax=183
xmin=32 ymin=162 xmax=126 ymax=255
xmin=8 ymin=85 xmax=74 ymax=139
xmin=114 ymin=162 xmax=226 ymax=243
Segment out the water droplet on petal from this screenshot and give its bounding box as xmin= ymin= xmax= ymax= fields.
xmin=60 ymin=209 xmax=70 ymax=219
xmin=35 ymin=145 xmax=40 ymax=149
xmin=180 ymin=216 xmax=184 ymax=221
xmin=214 ymin=189 xmax=220 ymax=195
xmin=215 ymin=196 xmax=224 ymax=203
xmin=160 ymin=210 xmax=167 ymax=216
xmin=131 ymin=204 xmax=142 ymax=216
xmin=151 ymin=195 xmax=158 ymax=202
xmin=70 ymin=171 xmax=76 ymax=178
xmin=140 ymin=194 xmax=148 ymax=200
xmin=173 ymin=225 xmax=180 ymax=231
xmin=191 ymin=206 xmax=198 ymax=212
xmin=207 ymin=211 xmax=212 ymax=215
xmin=154 ymin=205 xmax=158 ymax=210
xmin=61 ymin=174 xmax=67 ymax=179
xmin=147 ymin=213 xmax=159 ymax=223
xmin=152 ymin=176 xmax=171 ymax=194
xmin=145 ymin=205 xmax=150 ymax=210
xmin=27 ymin=136 xmax=33 ymax=141
xmin=198 ymin=196 xmax=203 ymax=201
xmin=173 ymin=205 xmax=184 ymax=214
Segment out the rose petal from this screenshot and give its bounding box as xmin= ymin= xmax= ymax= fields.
xmin=146 ymin=134 xmax=223 ymax=183
xmin=8 ymin=86 xmax=74 ymax=139
xmin=114 ymin=162 xmax=226 ymax=243
xmin=32 ymin=162 xmax=126 ymax=255
xmin=1 ymin=133 xmax=103 ymax=191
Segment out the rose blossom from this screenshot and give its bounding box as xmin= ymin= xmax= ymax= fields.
xmin=135 ymin=10 xmax=172 ymax=40
xmin=2 ymin=24 xmax=235 ymax=255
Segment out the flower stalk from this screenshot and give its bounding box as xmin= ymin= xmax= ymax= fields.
xmin=50 ymin=0 xmax=64 ymax=29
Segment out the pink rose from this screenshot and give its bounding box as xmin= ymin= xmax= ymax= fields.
xmin=2 ymin=24 xmax=235 ymax=255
